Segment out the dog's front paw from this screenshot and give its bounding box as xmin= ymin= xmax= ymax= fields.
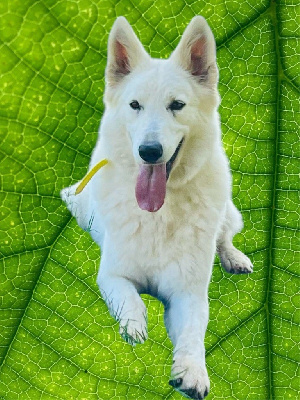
xmin=169 ymin=357 xmax=210 ymax=399
xmin=119 ymin=313 xmax=148 ymax=346
xmin=219 ymin=247 xmax=253 ymax=274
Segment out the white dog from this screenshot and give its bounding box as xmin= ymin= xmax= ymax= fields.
xmin=61 ymin=16 xmax=253 ymax=399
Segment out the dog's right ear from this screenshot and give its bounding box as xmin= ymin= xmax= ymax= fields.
xmin=106 ymin=17 xmax=150 ymax=86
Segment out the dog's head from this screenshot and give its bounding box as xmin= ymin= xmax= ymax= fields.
xmin=103 ymin=17 xmax=220 ymax=212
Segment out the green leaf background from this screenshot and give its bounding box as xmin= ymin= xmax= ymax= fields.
xmin=0 ymin=0 xmax=299 ymax=399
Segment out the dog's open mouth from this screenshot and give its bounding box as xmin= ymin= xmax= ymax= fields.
xmin=135 ymin=138 xmax=184 ymax=212
xmin=166 ymin=138 xmax=184 ymax=180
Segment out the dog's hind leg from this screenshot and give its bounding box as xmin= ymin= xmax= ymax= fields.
xmin=60 ymin=182 xmax=91 ymax=232
xmin=217 ymin=200 xmax=253 ymax=274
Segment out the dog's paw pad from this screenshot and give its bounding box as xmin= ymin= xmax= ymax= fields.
xmin=181 ymin=387 xmax=208 ymax=400
xmin=169 ymin=378 xmax=183 ymax=388
xmin=169 ymin=381 xmax=209 ymax=400
xmin=219 ymin=248 xmax=253 ymax=275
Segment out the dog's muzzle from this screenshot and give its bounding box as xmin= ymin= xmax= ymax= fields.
xmin=135 ymin=138 xmax=184 ymax=212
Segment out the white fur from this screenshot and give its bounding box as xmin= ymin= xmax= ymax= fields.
xmin=61 ymin=16 xmax=253 ymax=399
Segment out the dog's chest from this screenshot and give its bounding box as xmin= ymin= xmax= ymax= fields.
xmin=108 ymin=191 xmax=222 ymax=267
xmin=96 ymin=165 xmax=227 ymax=268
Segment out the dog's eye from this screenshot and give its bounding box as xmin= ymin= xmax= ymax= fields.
xmin=168 ymin=100 xmax=186 ymax=112
xmin=130 ymin=100 xmax=141 ymax=110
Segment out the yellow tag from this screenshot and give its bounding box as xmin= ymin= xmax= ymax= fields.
xmin=75 ymin=158 xmax=109 ymax=195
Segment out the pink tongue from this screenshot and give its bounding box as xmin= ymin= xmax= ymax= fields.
xmin=135 ymin=163 xmax=166 ymax=212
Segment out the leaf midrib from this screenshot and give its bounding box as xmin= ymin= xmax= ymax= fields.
xmin=266 ymin=1 xmax=281 ymax=399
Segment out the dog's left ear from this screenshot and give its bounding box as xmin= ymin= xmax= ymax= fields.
xmin=170 ymin=16 xmax=218 ymax=85
xmin=106 ymin=17 xmax=150 ymax=86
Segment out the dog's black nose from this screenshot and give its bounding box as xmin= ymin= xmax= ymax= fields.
xmin=139 ymin=141 xmax=163 ymax=163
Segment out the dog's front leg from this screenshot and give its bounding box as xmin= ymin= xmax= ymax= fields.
xmin=97 ymin=242 xmax=147 ymax=345
xmin=97 ymin=271 xmax=148 ymax=345
xmin=165 ymin=292 xmax=210 ymax=399
xmin=97 ymin=269 xmax=147 ymax=346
